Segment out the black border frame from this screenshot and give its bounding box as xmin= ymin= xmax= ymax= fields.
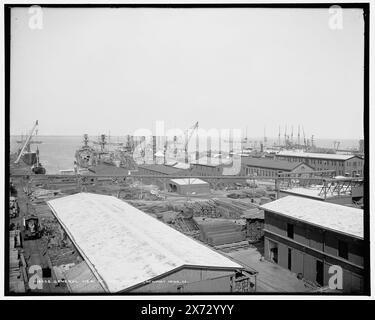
xmin=4 ymin=2 xmax=370 ymax=297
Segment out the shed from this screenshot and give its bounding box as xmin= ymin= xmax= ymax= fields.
xmin=47 ymin=193 xmax=247 ymax=293
xmin=168 ymin=178 xmax=210 ymax=195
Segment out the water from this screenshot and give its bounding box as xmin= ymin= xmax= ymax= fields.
xmin=10 ymin=135 xmax=360 ymax=174
xmin=10 ymin=136 xmax=83 ymax=174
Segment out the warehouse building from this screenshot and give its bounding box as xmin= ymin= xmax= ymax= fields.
xmin=240 ymin=156 xmax=314 ymax=177
xmin=168 ymin=178 xmax=210 ymax=196
xmin=47 ymin=193 xmax=257 ymax=293
xmin=260 ymin=196 xmax=364 ymax=293
xmin=190 ymin=157 xmax=233 ymax=176
xmin=135 ymin=164 xmax=188 ymax=189
xmin=275 ymin=151 xmax=364 ymax=177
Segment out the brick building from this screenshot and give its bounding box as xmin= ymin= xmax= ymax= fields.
xmin=240 ymin=156 xmax=314 ymax=177
xmin=275 ymin=151 xmax=364 ymax=177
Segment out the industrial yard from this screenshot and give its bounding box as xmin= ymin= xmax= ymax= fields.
xmin=8 ymin=136 xmax=365 ymax=293
xmin=6 ymin=5 xmax=368 ymax=296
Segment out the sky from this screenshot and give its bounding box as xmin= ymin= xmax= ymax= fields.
xmin=10 ymin=7 xmax=365 ymax=139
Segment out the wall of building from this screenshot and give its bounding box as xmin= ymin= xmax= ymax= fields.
xmin=135 ymin=167 xmax=166 ymax=189
xmin=290 ymin=164 xmax=314 ymax=176
xmin=274 ymin=155 xmax=364 ymax=176
xmin=263 ymin=211 xmax=364 ymax=293
xmin=344 ymin=157 xmax=364 ymax=177
xmin=242 ymin=165 xmax=282 ymax=178
xmin=128 ymin=267 xmax=236 ymax=293
xmin=241 ymin=162 xmax=313 ymax=178
xmin=190 ymin=164 xmax=223 ymax=176
xmin=179 ymin=183 xmax=210 ymax=195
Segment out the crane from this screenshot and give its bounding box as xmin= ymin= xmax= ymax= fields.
xmin=184 ymin=122 xmax=199 ymax=163
xmin=333 ymin=141 xmax=340 ymax=151
xmin=298 ymin=125 xmax=300 ymax=147
xmin=291 ymin=126 xmax=294 ymax=144
xmin=14 ymin=120 xmax=39 ymax=164
xmin=284 ymin=125 xmax=287 ymax=146
xmin=301 ymin=126 xmax=307 ymax=148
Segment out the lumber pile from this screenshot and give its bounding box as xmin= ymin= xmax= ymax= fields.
xmin=174 ymin=217 xmax=199 ymax=234
xmin=30 ymin=188 xmax=63 ymax=201
xmin=126 ymin=200 xmax=170 ymax=213
xmin=226 ymin=188 xmax=267 ymax=199
xmin=154 ymin=211 xmax=179 ymax=224
xmin=195 ymin=219 xmax=246 ymax=246
xmin=214 ymin=240 xmax=252 ymax=253
xmin=212 ymin=198 xmax=256 ymax=219
xmin=127 ymin=197 xmax=259 ymax=220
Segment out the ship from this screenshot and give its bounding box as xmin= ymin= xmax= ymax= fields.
xmin=11 ymin=120 xmax=46 ymax=175
xmin=74 ymin=134 xmax=137 ymax=173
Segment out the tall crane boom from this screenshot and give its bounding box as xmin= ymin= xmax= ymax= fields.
xmin=184 ymin=121 xmax=199 ymax=163
xmin=14 ymin=120 xmax=39 ymax=164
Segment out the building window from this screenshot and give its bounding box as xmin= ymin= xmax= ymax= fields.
xmin=287 ymin=223 xmax=294 ymax=239
xmin=338 ymin=240 xmax=348 ymax=259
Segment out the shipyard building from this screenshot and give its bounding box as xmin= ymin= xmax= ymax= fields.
xmin=189 ymin=157 xmax=233 ymax=176
xmin=260 ymin=196 xmax=364 ymax=293
xmin=168 ymin=178 xmax=210 ymax=196
xmin=47 ymin=193 xmax=256 ymax=293
xmin=275 ymin=151 xmax=364 ymax=177
xmin=240 ymin=157 xmax=314 ymax=177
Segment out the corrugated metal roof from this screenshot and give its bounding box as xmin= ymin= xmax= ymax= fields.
xmin=170 ymin=178 xmax=208 ymax=185
xmin=137 ymin=164 xmax=185 ymax=175
xmin=190 ymin=157 xmax=232 ymax=167
xmin=276 ymin=151 xmax=358 ymax=161
xmin=260 ymin=196 xmax=363 ymax=239
xmin=241 ymin=157 xmax=311 ymax=171
xmin=47 ymin=193 xmax=241 ymax=293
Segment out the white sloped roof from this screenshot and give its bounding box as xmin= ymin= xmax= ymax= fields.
xmin=170 ymin=178 xmax=208 ymax=185
xmin=190 ymin=156 xmax=232 ymax=167
xmin=47 ymin=193 xmax=241 ymax=292
xmin=260 ymin=196 xmax=363 ymax=239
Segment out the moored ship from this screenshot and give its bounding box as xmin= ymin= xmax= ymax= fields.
xmin=74 ymin=134 xmax=137 ymax=173
xmin=11 ymin=120 xmax=46 ymax=175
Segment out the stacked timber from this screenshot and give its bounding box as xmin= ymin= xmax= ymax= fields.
xmin=174 ymin=217 xmax=199 ymax=235
xmin=214 ymin=240 xmax=251 ymax=253
xmin=195 ymin=218 xmax=246 ymax=246
xmin=241 ymin=209 xmax=265 ymax=242
xmin=226 ymin=188 xmax=267 ymax=199
xmin=30 ymin=188 xmax=63 ymax=202
xmin=212 ymin=198 xmax=256 ymax=218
